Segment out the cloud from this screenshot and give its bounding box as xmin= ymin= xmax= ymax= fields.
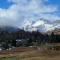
xmin=0 ymin=0 xmax=59 ymax=31
xmin=0 ymin=7 xmax=18 ymax=26
xmin=40 ymin=14 xmax=60 ymax=22
xmin=10 ymin=0 xmax=57 ymax=13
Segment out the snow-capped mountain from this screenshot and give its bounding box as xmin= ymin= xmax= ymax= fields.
xmin=21 ymin=18 xmax=60 ymax=32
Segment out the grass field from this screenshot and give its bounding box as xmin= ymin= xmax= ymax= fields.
xmin=0 ymin=47 xmax=60 ymax=60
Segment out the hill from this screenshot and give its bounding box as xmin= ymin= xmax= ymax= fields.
xmin=0 ymin=26 xmax=20 ymax=32
xmin=47 ymin=28 xmax=60 ymax=35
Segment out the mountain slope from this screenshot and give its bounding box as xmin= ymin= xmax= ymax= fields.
xmin=22 ymin=19 xmax=60 ymax=32
xmin=0 ymin=26 xmax=20 ymax=32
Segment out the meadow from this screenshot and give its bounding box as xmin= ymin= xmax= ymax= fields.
xmin=0 ymin=47 xmax=60 ymax=60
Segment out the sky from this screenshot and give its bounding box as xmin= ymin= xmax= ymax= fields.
xmin=0 ymin=0 xmax=60 ymax=31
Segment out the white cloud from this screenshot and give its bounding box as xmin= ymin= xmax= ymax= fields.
xmin=0 ymin=4 xmax=20 ymax=26
xmin=40 ymin=14 xmax=60 ymax=22
xmin=0 ymin=0 xmax=59 ymax=31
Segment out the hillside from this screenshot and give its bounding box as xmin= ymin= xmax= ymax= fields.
xmin=0 ymin=26 xmax=20 ymax=32
xmin=47 ymin=28 xmax=60 ymax=35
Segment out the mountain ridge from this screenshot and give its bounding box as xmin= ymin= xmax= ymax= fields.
xmin=0 ymin=26 xmax=20 ymax=32
xmin=21 ymin=18 xmax=60 ymax=32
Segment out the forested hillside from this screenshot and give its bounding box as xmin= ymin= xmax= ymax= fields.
xmin=0 ymin=28 xmax=59 ymax=50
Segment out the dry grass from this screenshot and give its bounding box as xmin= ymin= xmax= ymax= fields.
xmin=0 ymin=47 xmax=60 ymax=60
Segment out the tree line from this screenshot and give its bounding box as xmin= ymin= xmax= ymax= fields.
xmin=0 ymin=29 xmax=60 ymax=49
